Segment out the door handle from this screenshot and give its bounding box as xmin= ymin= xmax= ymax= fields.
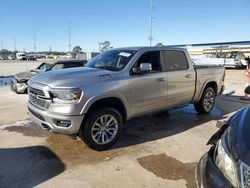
xmin=185 ymin=74 xmax=192 ymax=78
xmin=158 ymin=77 xmax=166 ymax=81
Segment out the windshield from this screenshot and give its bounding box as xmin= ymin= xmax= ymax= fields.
xmin=34 ymin=62 xmax=52 ymax=72
xmin=85 ymin=49 xmax=138 ymax=71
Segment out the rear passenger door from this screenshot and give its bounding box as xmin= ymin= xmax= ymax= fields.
xmin=163 ymin=50 xmax=196 ymax=107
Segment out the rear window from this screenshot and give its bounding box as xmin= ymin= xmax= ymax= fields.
xmin=163 ymin=51 xmax=189 ymax=71
xmin=66 ymin=62 xmax=84 ymax=68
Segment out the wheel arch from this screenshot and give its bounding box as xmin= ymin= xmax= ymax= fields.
xmin=81 ymin=95 xmax=129 ymax=123
xmin=198 ymin=81 xmax=218 ymax=101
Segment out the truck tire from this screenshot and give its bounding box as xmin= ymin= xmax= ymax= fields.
xmin=79 ymin=108 xmax=123 ymax=151
xmin=194 ymin=87 xmax=215 ymax=114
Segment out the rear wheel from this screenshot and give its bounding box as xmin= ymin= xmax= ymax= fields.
xmin=79 ymin=108 xmax=123 ymax=151
xmin=194 ymin=87 xmax=215 ymax=114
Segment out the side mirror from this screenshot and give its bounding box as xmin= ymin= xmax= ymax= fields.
xmin=133 ymin=63 xmax=152 ymax=74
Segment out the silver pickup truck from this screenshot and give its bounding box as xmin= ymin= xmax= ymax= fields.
xmin=27 ymin=47 xmax=225 ymax=150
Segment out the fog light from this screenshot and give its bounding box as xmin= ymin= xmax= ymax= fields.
xmin=54 ymin=120 xmax=71 ymax=127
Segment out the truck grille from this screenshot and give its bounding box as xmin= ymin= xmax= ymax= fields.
xmin=28 ymin=86 xmax=48 ymax=109
xmin=241 ymin=163 xmax=250 ymax=188
xmin=29 ymin=86 xmax=45 ymax=96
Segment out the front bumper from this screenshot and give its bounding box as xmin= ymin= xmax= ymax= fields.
xmin=28 ymin=101 xmax=84 ymax=135
xmin=195 ymin=148 xmax=233 ymax=188
xmin=10 ymin=79 xmax=27 ymax=93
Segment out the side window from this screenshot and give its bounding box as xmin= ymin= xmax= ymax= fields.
xmin=134 ymin=51 xmax=162 ymax=72
xmin=67 ymin=62 xmax=79 ymax=68
xmin=164 ymin=51 xmax=188 ymax=71
xmin=51 ymin=63 xmax=64 ymax=70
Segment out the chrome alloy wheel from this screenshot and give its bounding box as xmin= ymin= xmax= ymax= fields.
xmin=203 ymin=91 xmax=215 ymax=112
xmin=91 ymin=114 xmax=118 ymax=145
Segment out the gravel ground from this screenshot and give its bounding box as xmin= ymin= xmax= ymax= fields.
xmin=0 ymin=68 xmax=249 ymax=188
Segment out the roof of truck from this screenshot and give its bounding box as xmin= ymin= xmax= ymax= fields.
xmin=113 ymin=46 xmax=186 ymax=51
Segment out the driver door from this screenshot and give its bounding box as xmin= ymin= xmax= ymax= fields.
xmin=129 ymin=51 xmax=167 ymax=117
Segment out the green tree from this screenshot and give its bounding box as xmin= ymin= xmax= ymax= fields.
xmin=0 ymin=49 xmax=12 ymax=54
xmin=155 ymin=43 xmax=163 ymax=47
xmin=73 ymin=46 xmax=82 ymax=53
xmin=99 ymin=41 xmax=113 ymax=52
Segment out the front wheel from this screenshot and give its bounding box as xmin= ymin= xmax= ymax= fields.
xmin=79 ymin=108 xmax=123 ymax=151
xmin=194 ymin=87 xmax=215 ymax=114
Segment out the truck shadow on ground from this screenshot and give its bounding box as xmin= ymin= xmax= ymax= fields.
xmin=0 ymin=146 xmax=65 ymax=188
xmin=113 ymin=95 xmax=249 ymax=149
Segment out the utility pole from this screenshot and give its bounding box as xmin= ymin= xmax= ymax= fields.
xmin=13 ymin=37 xmax=16 ymax=51
xmin=1 ymin=40 xmax=2 ymax=50
xmin=33 ymin=30 xmax=37 ymax=52
xmin=148 ymin=0 xmax=154 ymax=46
xmin=68 ymin=21 xmax=72 ymax=52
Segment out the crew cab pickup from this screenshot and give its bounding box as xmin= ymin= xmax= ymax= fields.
xmin=27 ymin=47 xmax=225 ymax=150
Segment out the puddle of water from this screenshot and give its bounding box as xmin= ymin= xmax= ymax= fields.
xmin=1 ymin=120 xmax=48 ymax=137
xmin=137 ymin=154 xmax=196 ymax=188
xmin=45 ymin=134 xmax=129 ymax=166
xmin=173 ymin=104 xmax=224 ymax=117
xmin=166 ymin=104 xmax=224 ymax=124
xmin=0 ymin=76 xmax=13 ymax=87
xmin=1 ymin=120 xmax=143 ymax=166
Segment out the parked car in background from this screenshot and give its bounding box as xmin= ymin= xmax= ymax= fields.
xmin=7 ymin=54 xmax=15 ymax=60
xmin=11 ymin=59 xmax=87 ymax=93
xmin=196 ymin=104 xmax=250 ymax=187
xmin=26 ymin=55 xmax=37 ymax=61
xmin=0 ymin=54 xmax=8 ymax=60
xmin=27 ymin=47 xmax=225 ymax=150
xmin=16 ymin=52 xmax=27 ymax=61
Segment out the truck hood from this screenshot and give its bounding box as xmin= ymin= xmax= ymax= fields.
xmin=228 ymin=105 xmax=250 ymax=165
xmin=29 ymin=67 xmax=115 ymax=88
xmin=15 ymin=71 xmax=37 ymax=81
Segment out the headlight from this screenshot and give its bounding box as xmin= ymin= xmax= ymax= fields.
xmin=49 ymin=89 xmax=82 ymax=103
xmin=214 ymin=139 xmax=238 ymax=187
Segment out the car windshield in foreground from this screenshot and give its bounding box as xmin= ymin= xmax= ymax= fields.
xmin=85 ymin=49 xmax=138 ymax=71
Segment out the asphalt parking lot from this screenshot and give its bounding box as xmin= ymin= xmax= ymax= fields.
xmin=0 ymin=64 xmax=249 ymax=188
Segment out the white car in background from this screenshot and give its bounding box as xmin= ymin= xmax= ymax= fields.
xmin=16 ymin=52 xmax=27 ymax=61
xmin=192 ymin=55 xmax=247 ymax=68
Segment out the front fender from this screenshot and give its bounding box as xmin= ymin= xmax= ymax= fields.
xmin=80 ymin=93 xmax=131 ymax=120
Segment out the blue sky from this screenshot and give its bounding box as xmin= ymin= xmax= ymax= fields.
xmin=0 ymin=0 xmax=249 ymax=52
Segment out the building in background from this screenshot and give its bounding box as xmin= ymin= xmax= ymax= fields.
xmin=86 ymin=52 xmax=99 ymax=60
